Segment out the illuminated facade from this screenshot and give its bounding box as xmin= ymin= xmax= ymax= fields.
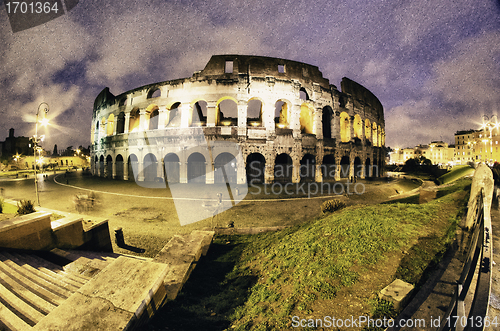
xmin=90 ymin=55 xmax=386 ymax=184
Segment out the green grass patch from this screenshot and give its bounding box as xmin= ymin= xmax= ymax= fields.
xmin=436 ymin=165 xmax=474 ymax=185
xmin=0 ymin=202 xmax=17 ymax=214
xmin=147 ymin=179 xmax=470 ymax=331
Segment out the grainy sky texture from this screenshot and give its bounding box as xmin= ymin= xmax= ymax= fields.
xmin=1 ymin=0 xmax=500 ymax=150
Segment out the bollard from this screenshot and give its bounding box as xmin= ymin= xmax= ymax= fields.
xmin=235 ymin=187 xmax=240 ymax=196
xmin=115 ymin=227 xmax=125 ymax=247
xmin=217 ymin=192 xmax=222 ymax=204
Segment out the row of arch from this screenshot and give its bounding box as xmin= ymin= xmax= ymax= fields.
xmin=93 ymin=96 xmax=384 ymax=147
xmin=93 ymin=152 xmax=381 ymax=183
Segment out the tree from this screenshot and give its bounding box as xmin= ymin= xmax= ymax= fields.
xmin=52 ymin=144 xmax=58 ymax=156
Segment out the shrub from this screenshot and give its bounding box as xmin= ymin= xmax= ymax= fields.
xmin=321 ymin=199 xmax=346 ymax=213
xmin=17 ymin=199 xmax=36 ymax=215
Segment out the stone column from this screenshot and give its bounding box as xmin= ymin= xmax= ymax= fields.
xmin=292 ymin=157 xmax=300 ymax=183
xmin=137 ymin=161 xmax=144 ymax=182
xmin=123 ymin=161 xmax=129 ymax=181
xmin=140 ymin=110 xmax=148 ymax=131
xmin=206 ymin=102 xmax=217 ymax=127
xmin=238 ymin=101 xmax=247 ymax=136
xmin=291 ymin=103 xmax=301 ymax=139
xmin=237 ymin=157 xmax=246 ymax=184
xmin=349 ymin=116 xmax=355 ymax=143
xmin=314 ymin=107 xmax=322 ymax=138
xmin=112 ymin=160 xmax=116 ymax=179
xmin=180 ymin=103 xmax=191 ymax=128
xmin=124 ymin=113 xmax=131 ymax=134
xmin=158 ymin=109 xmax=167 ymax=130
xmin=180 ymin=160 xmax=188 ymax=183
xmin=335 ymin=157 xmax=341 ymax=181
xmin=205 ymin=161 xmax=214 ymax=184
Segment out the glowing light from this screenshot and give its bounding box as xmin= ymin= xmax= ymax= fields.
xmin=221 ymin=121 xmax=232 ymax=126
xmin=40 ymin=118 xmax=49 ymax=126
xmin=250 ymin=121 xmax=261 ymax=127
xmin=276 ymin=123 xmax=285 ymax=129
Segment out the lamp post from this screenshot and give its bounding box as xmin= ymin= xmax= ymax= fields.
xmin=33 ymin=102 xmax=49 ymax=206
xmin=13 ymin=153 xmax=20 ymax=177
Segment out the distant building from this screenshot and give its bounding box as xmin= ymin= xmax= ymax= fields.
xmin=1 ymin=128 xmax=31 ymax=158
xmin=389 ymin=141 xmax=454 ymax=167
xmin=454 ymin=129 xmax=477 ymax=165
xmin=455 ymin=123 xmax=500 ymax=165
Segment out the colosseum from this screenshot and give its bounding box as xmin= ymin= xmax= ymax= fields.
xmin=90 ymin=55 xmax=385 ymax=185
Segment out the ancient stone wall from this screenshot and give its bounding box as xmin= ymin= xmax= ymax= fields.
xmin=91 ymin=55 xmax=386 ymax=184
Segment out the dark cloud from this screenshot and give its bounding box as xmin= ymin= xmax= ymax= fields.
xmin=0 ymin=0 xmax=499 ymax=150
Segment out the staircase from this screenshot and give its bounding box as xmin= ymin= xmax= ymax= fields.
xmin=0 ymin=251 xmax=91 ymax=331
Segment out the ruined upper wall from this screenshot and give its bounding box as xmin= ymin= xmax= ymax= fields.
xmin=198 ymin=55 xmax=330 ymax=89
xmin=341 ymin=77 xmax=384 ymax=121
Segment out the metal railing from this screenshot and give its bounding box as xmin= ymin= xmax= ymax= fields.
xmin=438 ymin=191 xmax=493 ymax=330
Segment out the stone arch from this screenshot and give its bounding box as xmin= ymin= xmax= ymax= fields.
xmin=340 ymin=112 xmax=351 ymax=142
xmin=322 ymin=154 xmax=336 ymax=180
xmin=353 ymin=114 xmax=362 ymax=139
xmin=147 ymin=87 xmax=161 ymax=99
xmin=247 ymin=98 xmax=263 ymax=127
xmin=128 ymin=154 xmax=138 ymax=181
xmin=354 ymin=156 xmax=362 ymax=178
xmin=300 ymin=154 xmax=315 ymax=182
xmin=164 ymin=153 xmax=180 ymax=183
xmin=191 ymin=100 xmax=207 ymax=127
xmin=322 ymin=106 xmax=334 ymax=139
xmin=214 ymin=152 xmax=237 ymax=183
xmin=129 ymin=107 xmax=140 ymax=132
xmin=99 ymin=155 xmax=105 ymax=177
xmin=275 ymin=99 xmax=291 ymax=129
xmin=299 ymin=87 xmax=310 ymax=101
xmin=143 ymin=153 xmax=158 ymax=182
xmin=372 ymin=122 xmax=378 ymax=146
xmin=106 ymin=155 xmax=113 ymax=178
xmin=246 ymin=153 xmax=265 ymax=184
xmin=116 ymin=112 xmax=125 ymax=134
xmin=187 ymin=152 xmax=206 ymax=183
xmin=216 ymin=97 xmax=238 ymax=126
xmin=340 ymin=155 xmax=350 ymax=178
xmin=365 ymin=158 xmax=371 ymax=177
xmin=274 ymin=153 xmax=293 ymax=182
xmin=146 ymin=104 xmax=159 ymax=130
xmin=115 ymin=154 xmax=124 ymax=180
xmin=300 ymin=103 xmax=314 ymax=134
xmin=106 ymin=114 xmax=114 ymax=136
xmin=167 ymin=102 xmax=181 ymax=127
xmin=365 ymin=119 xmax=371 ymax=143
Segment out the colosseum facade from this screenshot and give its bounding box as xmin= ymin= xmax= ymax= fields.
xmin=90 ymin=55 xmax=386 ymax=185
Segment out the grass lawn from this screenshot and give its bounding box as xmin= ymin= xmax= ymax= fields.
xmin=0 ymin=201 xmax=17 ymax=214
xmin=147 ymin=179 xmax=470 ymax=331
xmin=436 ymin=165 xmax=474 ymax=184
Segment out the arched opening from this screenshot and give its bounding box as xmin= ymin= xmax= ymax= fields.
xmin=191 ymin=101 xmax=207 ymax=127
xmin=378 ymin=125 xmax=382 ymax=147
xmin=372 ymin=157 xmax=379 ymax=177
xmin=365 ymin=119 xmax=371 ymax=144
xmin=187 ymin=153 xmax=206 ymax=183
xmin=353 ymin=115 xmax=362 ymax=139
xmin=115 ymin=154 xmax=124 ymax=180
xmin=322 ymin=106 xmax=333 ymax=139
xmin=365 ymin=158 xmax=371 ymax=177
xmin=99 ymin=155 xmax=105 ymax=177
xmin=372 ymin=122 xmax=378 ymax=146
xmin=93 ymin=156 xmax=98 ymax=175
xmin=148 ymin=88 xmax=161 ymax=99
xmin=354 ymin=157 xmax=362 ymax=178
xmin=274 ymin=153 xmax=293 ymax=182
xmin=340 ymin=156 xmax=350 ymax=178
xmin=322 ymin=154 xmax=336 ymax=180
xmin=148 ymin=106 xmax=159 ymax=130
xmin=129 ymin=108 xmax=140 ymax=132
xmin=214 ymin=152 xmax=237 ymax=184
xmin=143 ymin=153 xmax=158 ymax=182
xmin=119 ymin=98 xmax=127 ymax=107
xmin=246 ymin=153 xmax=265 ymax=184
xmin=247 ymin=99 xmax=263 ymax=127
xmin=299 ymin=87 xmax=309 ymax=101
xmin=107 ymin=114 xmax=114 ymax=136
xmin=116 ymin=112 xmax=125 ymax=134
xmin=300 ymin=104 xmax=314 ymax=134
xmin=128 ymin=154 xmax=138 ymax=181
xmin=94 ymin=121 xmax=100 ymax=142
xmin=167 ymin=102 xmax=181 ymax=127
xmin=275 ymin=100 xmax=289 ymax=129
xmin=164 ymin=153 xmax=180 ymax=183
xmin=300 ymin=154 xmax=315 ymax=182
xmin=340 ymin=112 xmax=350 ymax=142
xmin=106 ymin=155 xmax=113 ymax=178
xmin=217 ymin=99 xmax=238 ymax=126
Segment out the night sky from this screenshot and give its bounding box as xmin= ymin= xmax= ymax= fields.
xmin=1 ymin=0 xmax=500 ymax=151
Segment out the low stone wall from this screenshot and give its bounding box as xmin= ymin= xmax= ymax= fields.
xmin=0 ymin=211 xmax=53 ymax=250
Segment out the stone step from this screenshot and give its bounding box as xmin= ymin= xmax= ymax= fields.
xmin=9 ymin=253 xmax=88 ymax=288
xmin=33 ymin=256 xmax=170 ymax=331
xmin=0 ymin=267 xmax=56 ymax=315
xmin=0 ymin=254 xmax=73 ymax=299
xmin=0 ymin=300 xmax=32 ymax=331
xmin=2 ymin=253 xmax=80 ymax=292
xmin=0 ymin=281 xmax=45 ymax=325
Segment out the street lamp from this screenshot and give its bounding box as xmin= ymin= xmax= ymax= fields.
xmin=33 ymin=102 xmax=49 ymax=206
xmin=13 ymin=153 xmax=20 ymax=176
